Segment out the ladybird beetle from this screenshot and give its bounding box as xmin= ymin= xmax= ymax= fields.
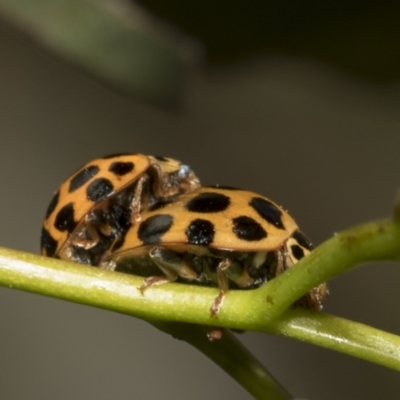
xmin=105 ymin=186 xmax=327 ymax=315
xmin=41 ymin=154 xmax=200 ymax=266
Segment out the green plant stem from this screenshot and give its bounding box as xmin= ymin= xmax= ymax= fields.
xmin=0 ymin=247 xmax=292 ymax=399
xmin=0 ymin=217 xmax=399 ymax=395
xmin=259 ymin=218 xmax=400 ymax=320
xmin=268 ymin=309 xmax=400 ymax=371
xmin=152 ymin=321 xmax=292 ymax=400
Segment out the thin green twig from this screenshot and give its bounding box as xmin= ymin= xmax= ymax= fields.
xmin=0 ymin=217 xmax=399 ymax=397
xmin=0 ymin=247 xmax=292 ymax=399
xmin=259 ymin=218 xmax=400 ymax=320
xmin=152 ymin=321 xmax=292 ymax=400
xmin=268 ymin=309 xmax=400 ymax=371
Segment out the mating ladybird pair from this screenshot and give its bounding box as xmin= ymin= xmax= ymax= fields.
xmin=41 ymin=153 xmax=327 ymax=315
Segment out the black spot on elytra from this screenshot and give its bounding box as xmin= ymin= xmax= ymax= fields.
xmin=109 ymin=161 xmax=134 ymax=176
xmin=250 ymin=197 xmax=285 ymax=229
xmin=186 ymin=192 xmax=230 ymax=213
xmin=54 ymin=203 xmax=77 ymax=233
xmin=69 ymin=165 xmax=100 ymax=193
xmin=186 ymin=219 xmax=215 ymax=245
xmin=86 ymin=178 xmax=114 ymax=202
xmin=45 ymin=190 xmax=60 ymax=219
xmin=102 ymin=153 xmax=136 ymax=159
xmin=138 ymin=214 xmax=173 ymax=245
xmin=291 ymin=244 xmax=305 ymax=260
xmin=40 ymin=227 xmax=58 ymax=257
xmin=292 ymin=230 xmax=313 ymax=251
xmin=232 ymin=216 xmax=267 ymax=241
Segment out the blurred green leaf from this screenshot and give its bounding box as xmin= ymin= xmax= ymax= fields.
xmin=0 ymin=0 xmax=202 ymax=106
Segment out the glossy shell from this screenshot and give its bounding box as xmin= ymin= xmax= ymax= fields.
xmin=41 ymin=153 xmax=200 ymax=263
xmin=109 ymin=186 xmax=327 ymax=311
xmin=113 ymin=186 xmax=298 ymax=256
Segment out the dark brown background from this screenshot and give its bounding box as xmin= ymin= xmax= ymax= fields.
xmin=0 ymin=21 xmax=399 ymax=400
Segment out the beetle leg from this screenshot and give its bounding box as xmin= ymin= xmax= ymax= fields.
xmin=139 ymin=246 xmax=198 ymax=292
xmin=129 ymin=176 xmax=150 ymax=223
xmin=148 ymin=163 xmax=181 ymax=198
xmin=222 ymin=259 xmax=254 ymax=287
xmin=148 ymin=163 xmax=168 ymax=196
xmin=274 ymin=248 xmax=285 ymax=276
xmin=211 ymin=258 xmax=253 ymax=317
xmin=70 ymin=216 xmax=100 ymax=250
xmin=210 ymin=258 xmax=232 ymax=317
xmin=207 ymin=328 xmax=224 ymax=341
xmin=148 ymin=162 xmax=200 ymax=198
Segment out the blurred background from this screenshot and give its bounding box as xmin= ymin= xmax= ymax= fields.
xmin=0 ymin=1 xmax=399 ymax=399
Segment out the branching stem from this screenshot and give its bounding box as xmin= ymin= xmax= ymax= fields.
xmin=0 ymin=217 xmax=399 ymax=398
